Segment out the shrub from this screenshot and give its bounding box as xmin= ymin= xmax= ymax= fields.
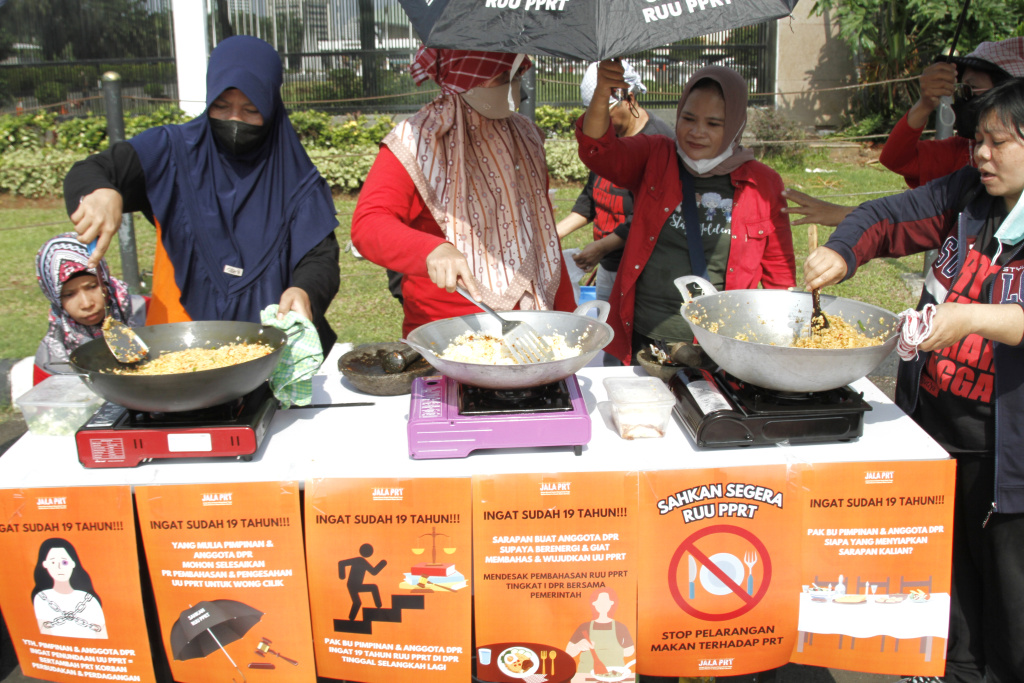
xmin=544 ymin=138 xmax=587 ymax=183
xmin=0 ymin=108 xmax=586 ymax=196
xmin=747 ymin=106 xmax=807 ymax=169
xmin=829 ymin=112 xmax=892 ymax=140
xmin=0 ymin=148 xmax=79 ymax=197
xmin=288 ymin=109 xmax=333 ymax=147
xmin=123 ymin=107 xmax=190 ymax=139
xmin=0 ymin=111 xmax=57 ymax=153
xmin=56 ymin=116 xmax=107 ymax=152
xmin=536 ymin=105 xmax=585 ymax=138
xmin=324 ymin=114 xmax=394 ymax=148
xmin=309 ymin=146 xmax=377 ymax=192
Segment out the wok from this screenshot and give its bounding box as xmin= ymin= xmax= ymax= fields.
xmin=403 ymin=301 xmax=613 ymax=389
xmin=676 ymin=276 xmax=899 ymax=393
xmin=69 ymin=321 xmax=287 ymax=412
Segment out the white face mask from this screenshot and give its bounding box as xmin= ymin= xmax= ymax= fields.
xmin=677 ymin=142 xmax=734 ymax=175
xmin=676 ymin=121 xmax=744 ymax=175
xmin=993 ymin=195 xmax=1024 ymax=261
xmin=461 ymin=77 xmax=522 ymax=119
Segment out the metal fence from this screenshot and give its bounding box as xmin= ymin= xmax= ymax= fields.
xmin=0 ymin=0 xmax=777 ymax=117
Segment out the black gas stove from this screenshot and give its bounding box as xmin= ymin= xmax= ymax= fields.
xmin=668 ymin=367 xmax=871 ymax=448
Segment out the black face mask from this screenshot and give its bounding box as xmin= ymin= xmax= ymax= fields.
xmin=952 ymin=98 xmax=980 ymax=141
xmin=209 ymin=117 xmax=270 ymax=155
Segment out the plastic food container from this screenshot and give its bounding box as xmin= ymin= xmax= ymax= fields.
xmin=15 ymin=375 xmax=104 ymax=436
xmin=603 ymin=376 xmax=676 ymax=439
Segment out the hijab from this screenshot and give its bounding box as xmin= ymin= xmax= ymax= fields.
xmin=36 ymin=233 xmax=132 ymax=360
xmin=675 ymin=66 xmax=756 ymax=178
xmin=386 ymin=48 xmax=562 ymax=312
xmin=128 ymin=35 xmax=338 ymax=323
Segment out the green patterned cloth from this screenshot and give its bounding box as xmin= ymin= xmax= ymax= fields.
xmin=260 ymin=305 xmax=323 ymax=408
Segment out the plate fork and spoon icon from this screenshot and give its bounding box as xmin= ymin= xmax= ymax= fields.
xmin=689 ymin=550 xmax=759 ymax=596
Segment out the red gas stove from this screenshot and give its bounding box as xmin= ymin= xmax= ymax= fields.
xmin=75 ymin=384 xmax=277 ymax=468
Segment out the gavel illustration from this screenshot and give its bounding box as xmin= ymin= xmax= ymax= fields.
xmin=254 ymin=638 xmax=298 ymax=666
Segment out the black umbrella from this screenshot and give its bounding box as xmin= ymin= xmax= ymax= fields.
xmin=397 ymin=0 xmax=800 ymax=61
xmin=170 ymin=599 xmax=264 ymax=682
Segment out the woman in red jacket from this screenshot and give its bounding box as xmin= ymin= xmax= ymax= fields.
xmin=577 ymin=62 xmax=795 ymax=365
xmin=351 ymin=48 xmax=574 ymax=337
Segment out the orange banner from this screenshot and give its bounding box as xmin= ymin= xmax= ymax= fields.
xmin=472 ymin=471 xmax=638 ymax=683
xmin=638 ymin=467 xmax=802 ymax=677
xmin=0 ymin=486 xmax=157 ymax=683
xmin=791 ymin=460 xmax=956 ymax=676
xmin=134 ymin=481 xmax=314 ymax=683
xmin=303 ymin=477 xmax=472 ymax=683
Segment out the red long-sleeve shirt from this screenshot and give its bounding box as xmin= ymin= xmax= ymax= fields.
xmin=352 ymin=145 xmax=575 ymax=336
xmin=878 ymin=113 xmax=973 ymax=189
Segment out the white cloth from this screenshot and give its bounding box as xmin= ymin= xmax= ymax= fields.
xmin=797 ymin=592 xmax=950 ymax=639
xmin=595 ymin=267 xmax=616 ymax=303
xmin=580 ymin=60 xmax=647 ymax=107
xmin=897 ymin=304 xmax=938 ymax=361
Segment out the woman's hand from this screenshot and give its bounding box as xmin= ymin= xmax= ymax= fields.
xmin=278 ymin=287 xmax=312 ymax=321
xmin=803 ymin=247 xmax=848 ymax=291
xmin=920 ymin=302 xmax=1024 ymax=351
xmin=907 ymin=62 xmax=957 ymax=130
xmin=573 ymin=243 xmax=603 ymax=272
xmin=582 ymin=59 xmax=629 ymax=139
xmin=564 ymin=638 xmax=594 ymax=657
xmin=70 ymin=188 xmax=124 ymax=268
xmin=781 ymin=189 xmax=852 ymax=227
xmin=426 ymin=242 xmax=482 ymax=299
xmin=574 ymin=233 xmax=625 ymax=271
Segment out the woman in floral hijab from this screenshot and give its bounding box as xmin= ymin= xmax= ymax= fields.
xmin=33 ymin=233 xmax=142 ymax=383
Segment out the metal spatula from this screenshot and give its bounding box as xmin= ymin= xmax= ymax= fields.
xmin=456 ymin=287 xmax=558 ymax=363
xmin=102 ymin=316 xmax=149 ymax=364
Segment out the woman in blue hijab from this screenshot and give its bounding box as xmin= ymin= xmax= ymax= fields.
xmin=64 ymin=35 xmax=340 ymax=351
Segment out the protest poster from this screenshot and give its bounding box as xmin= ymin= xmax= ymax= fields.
xmin=791 ymin=459 xmax=956 ymax=676
xmin=134 ymin=481 xmax=314 ymax=683
xmin=472 ymin=471 xmax=638 ymax=683
xmin=0 ymin=486 xmax=157 ymax=683
xmin=637 ymin=466 xmax=801 ymax=677
xmin=304 ymin=477 xmax=472 ymax=683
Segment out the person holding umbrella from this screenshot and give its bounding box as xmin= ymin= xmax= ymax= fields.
xmin=804 ymin=78 xmax=1024 ymax=682
xmin=556 ymin=60 xmax=676 ymax=304
xmin=64 ymin=35 xmax=341 ymax=354
xmin=576 ymin=60 xmax=795 ymax=366
xmin=880 ymin=37 xmax=1024 ymax=189
xmin=351 ymin=47 xmax=575 ymax=337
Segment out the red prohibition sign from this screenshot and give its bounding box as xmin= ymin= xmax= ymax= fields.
xmin=667 ymin=524 xmax=772 ymax=621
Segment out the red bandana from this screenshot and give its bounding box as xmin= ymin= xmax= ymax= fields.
xmin=410 ymin=47 xmax=531 ymax=95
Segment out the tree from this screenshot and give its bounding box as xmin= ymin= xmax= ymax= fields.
xmin=812 ymin=0 xmax=1024 ymax=119
xmin=0 ymin=0 xmax=171 ymax=61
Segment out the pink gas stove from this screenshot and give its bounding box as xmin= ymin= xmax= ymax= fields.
xmin=408 ymin=375 xmax=591 ymax=459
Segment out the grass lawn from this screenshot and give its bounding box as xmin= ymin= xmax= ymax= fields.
xmin=0 ymin=145 xmax=921 ymax=368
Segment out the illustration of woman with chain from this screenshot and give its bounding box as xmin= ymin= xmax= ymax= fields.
xmin=31 ymin=538 xmax=108 ymax=639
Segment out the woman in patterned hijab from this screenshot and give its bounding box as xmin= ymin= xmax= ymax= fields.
xmin=351 ymin=47 xmax=575 ymax=336
xmin=33 ymin=233 xmax=136 ymax=382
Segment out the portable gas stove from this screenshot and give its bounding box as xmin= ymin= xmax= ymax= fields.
xmin=408 ymin=375 xmax=590 ymax=459
xmin=75 ymin=384 xmax=277 ymax=468
xmin=669 ymin=367 xmax=871 ymax=448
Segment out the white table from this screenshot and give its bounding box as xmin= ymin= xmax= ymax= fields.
xmin=796 ymin=592 xmax=951 ymax=662
xmin=0 ymin=366 xmax=950 ymax=488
